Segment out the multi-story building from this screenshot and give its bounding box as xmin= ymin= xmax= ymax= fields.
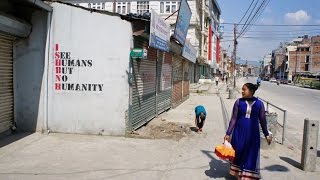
xmin=64 ymin=0 xmax=221 ymax=80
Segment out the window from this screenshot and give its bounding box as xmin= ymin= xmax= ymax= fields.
xmin=305 ymin=64 xmax=309 ymax=71
xmin=137 ymin=1 xmax=149 ymax=15
xmin=161 ymin=1 xmax=178 ymax=14
xmin=127 ymin=2 xmax=131 ymax=14
xmin=160 ymin=2 xmax=164 ymax=13
xmin=117 ymin=5 xmax=121 ymax=13
xmin=172 ymin=2 xmax=177 ymax=12
xmin=122 ymin=4 xmax=126 ymax=14
xmin=116 ymin=2 xmax=131 ymax=14
xmin=306 ymin=55 xmax=310 ymax=63
xmin=166 ymin=2 xmax=170 ymax=13
xmin=88 ymin=3 xmax=91 ymax=8
xmin=306 ymin=47 xmax=310 ymax=51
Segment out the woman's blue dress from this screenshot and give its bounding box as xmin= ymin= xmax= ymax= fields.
xmin=226 ymin=97 xmax=269 ymax=179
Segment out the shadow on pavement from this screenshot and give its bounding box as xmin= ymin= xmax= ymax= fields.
xmin=0 ymin=132 xmax=33 ymax=148
xmin=279 ymin=156 xmax=301 ymax=169
xmin=262 ymin=164 xmax=289 ymax=172
xmin=190 ymin=127 xmax=198 ymax=132
xmin=202 ymin=150 xmax=236 ymax=180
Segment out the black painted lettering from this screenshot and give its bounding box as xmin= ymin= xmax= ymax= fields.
xmin=75 ymin=60 xmax=81 ymax=66
xmin=68 ymin=60 xmax=75 ymax=66
xmin=75 ymin=84 xmax=81 ymax=91
xmin=92 ymin=84 xmax=98 ymax=91
xmin=66 ymin=52 xmax=71 ymax=59
xmin=87 ymin=60 xmax=93 ymax=67
xmin=68 ymin=83 xmax=74 ymax=90
xmin=98 ymin=84 xmax=103 ymax=91
xmin=82 ymin=84 xmax=87 ymax=91
xmin=62 ymin=75 xmax=68 ymax=82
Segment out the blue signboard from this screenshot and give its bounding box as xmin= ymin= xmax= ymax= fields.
xmin=173 ymin=0 xmax=192 ymax=45
xmin=149 ymin=9 xmax=171 ymax=52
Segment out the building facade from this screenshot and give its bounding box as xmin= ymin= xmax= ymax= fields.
xmin=65 ymin=0 xmax=221 ymax=80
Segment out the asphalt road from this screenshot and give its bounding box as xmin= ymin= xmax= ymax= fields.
xmin=243 ymin=77 xmax=320 ymax=151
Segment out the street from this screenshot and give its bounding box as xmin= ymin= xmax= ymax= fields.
xmin=245 ymin=77 xmax=320 ymax=151
xmin=1 ymin=83 xmax=319 ymax=180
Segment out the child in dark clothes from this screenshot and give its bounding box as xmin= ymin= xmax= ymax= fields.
xmin=195 ymin=105 xmax=207 ymax=132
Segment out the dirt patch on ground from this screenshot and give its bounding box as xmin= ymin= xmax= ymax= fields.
xmin=128 ymin=121 xmax=193 ymax=141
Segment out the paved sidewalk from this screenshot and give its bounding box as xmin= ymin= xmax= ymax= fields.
xmin=0 ymin=82 xmax=319 ymax=180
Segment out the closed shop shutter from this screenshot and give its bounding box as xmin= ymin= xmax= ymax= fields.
xmin=172 ymin=56 xmax=183 ymax=106
xmin=183 ymin=61 xmax=190 ymax=98
xmin=0 ymin=32 xmax=14 ymax=134
xmin=189 ymin=63 xmax=194 ymax=84
xmin=156 ymin=51 xmax=172 ymax=114
xmin=130 ymin=37 xmax=157 ymax=130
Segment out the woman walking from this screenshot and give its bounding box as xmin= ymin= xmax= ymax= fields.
xmin=224 ymin=83 xmax=272 ymax=180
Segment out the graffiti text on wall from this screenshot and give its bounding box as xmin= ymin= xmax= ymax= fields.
xmin=54 ymin=44 xmax=104 ymax=92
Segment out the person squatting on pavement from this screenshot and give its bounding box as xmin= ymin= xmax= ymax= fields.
xmin=224 ymin=83 xmax=272 ymax=180
xmin=194 ymin=105 xmax=207 ymax=133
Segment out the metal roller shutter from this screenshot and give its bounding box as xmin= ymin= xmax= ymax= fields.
xmin=130 ymin=37 xmax=157 ymax=130
xmin=172 ymin=56 xmax=183 ymax=106
xmin=0 ymin=32 xmax=14 ymax=134
xmin=156 ymin=52 xmax=172 ymax=114
xmin=183 ymin=61 xmax=190 ymax=98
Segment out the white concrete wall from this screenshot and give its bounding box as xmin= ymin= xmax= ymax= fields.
xmin=14 ymin=10 xmax=48 ymax=132
xmin=47 ymin=3 xmax=132 ymax=135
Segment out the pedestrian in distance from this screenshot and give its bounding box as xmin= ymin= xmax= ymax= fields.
xmin=215 ymin=75 xmax=219 ymax=86
xmin=224 ymin=83 xmax=272 ymax=180
xmin=257 ymin=77 xmax=262 ymax=87
xmin=194 ymin=105 xmax=206 ymax=133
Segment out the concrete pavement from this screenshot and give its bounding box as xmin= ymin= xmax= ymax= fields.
xmin=0 ymin=82 xmax=319 ymax=180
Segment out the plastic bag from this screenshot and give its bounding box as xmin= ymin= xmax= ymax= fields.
xmin=214 ymin=140 xmax=235 ymax=161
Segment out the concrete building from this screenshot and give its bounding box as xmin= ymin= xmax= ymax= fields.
xmin=64 ymin=0 xmax=221 ymax=81
xmin=261 ymin=54 xmax=272 ymax=79
xmin=0 ymin=1 xmax=200 ymax=136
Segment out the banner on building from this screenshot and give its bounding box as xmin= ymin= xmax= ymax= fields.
xmin=182 ymin=39 xmax=197 ymax=63
xmin=149 ymin=9 xmax=170 ymax=52
xmin=173 ymin=0 xmax=192 ymax=45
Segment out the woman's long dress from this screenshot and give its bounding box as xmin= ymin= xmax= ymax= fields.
xmin=226 ymin=97 xmax=269 ymax=180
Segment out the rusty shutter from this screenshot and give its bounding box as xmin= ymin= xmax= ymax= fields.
xmin=172 ymin=56 xmax=183 ymax=106
xmin=130 ymin=37 xmax=157 ymax=130
xmin=156 ymin=51 xmax=172 ymax=114
xmin=0 ymin=32 xmax=14 ymax=134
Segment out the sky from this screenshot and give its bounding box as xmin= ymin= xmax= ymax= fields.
xmin=217 ymin=0 xmax=320 ymax=62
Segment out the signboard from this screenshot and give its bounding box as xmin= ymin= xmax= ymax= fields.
xmin=130 ymin=48 xmax=147 ymax=59
xmin=149 ymin=9 xmax=170 ymax=52
xmin=182 ymin=39 xmax=197 ymax=63
xmin=173 ymin=0 xmax=192 ymax=45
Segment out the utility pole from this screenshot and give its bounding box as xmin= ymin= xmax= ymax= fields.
xmin=233 ymin=24 xmax=237 ymax=88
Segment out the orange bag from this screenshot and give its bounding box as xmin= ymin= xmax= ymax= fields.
xmin=214 ymin=140 xmax=235 ymax=161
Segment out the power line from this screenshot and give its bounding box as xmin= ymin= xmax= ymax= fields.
xmin=223 ymin=32 xmax=320 ymax=36
xmin=238 ymin=0 xmax=270 ymax=38
xmin=221 ymin=23 xmax=320 ymax=27
xmin=222 ymin=29 xmax=320 ymax=32
xmin=237 ymin=0 xmax=260 ymax=37
xmin=235 ymin=0 xmax=255 ymax=28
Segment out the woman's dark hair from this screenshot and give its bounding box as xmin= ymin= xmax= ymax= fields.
xmin=244 ymin=83 xmax=259 ymax=95
xmin=199 ymin=113 xmax=205 ymax=121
